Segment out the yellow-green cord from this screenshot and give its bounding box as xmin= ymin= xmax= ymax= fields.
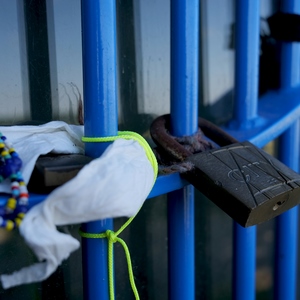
xmin=80 ymin=131 xmax=158 ymax=300
xmin=79 ymin=228 xmax=139 ymax=300
xmin=82 ymin=131 xmax=158 ymax=181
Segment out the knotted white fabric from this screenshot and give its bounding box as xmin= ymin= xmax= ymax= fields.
xmin=0 ymin=122 xmax=155 ymax=289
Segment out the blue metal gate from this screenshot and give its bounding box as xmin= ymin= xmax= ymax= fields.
xmin=1 ymin=0 xmax=300 ymax=299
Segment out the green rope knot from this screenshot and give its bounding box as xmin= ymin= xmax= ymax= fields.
xmin=105 ymin=229 xmax=117 ymax=243
xmin=79 ymin=218 xmax=139 ymax=300
xmin=80 ymin=131 xmax=157 ymax=300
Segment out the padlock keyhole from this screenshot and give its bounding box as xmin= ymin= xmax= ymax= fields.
xmin=273 ymin=200 xmax=286 ymax=211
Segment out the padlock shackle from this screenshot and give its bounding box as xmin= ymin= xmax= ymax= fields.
xmin=150 ymin=114 xmax=238 ymax=161
xmin=199 ymin=118 xmax=238 ymax=146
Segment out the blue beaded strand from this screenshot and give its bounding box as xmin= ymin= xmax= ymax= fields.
xmin=0 ymin=133 xmax=28 ymax=230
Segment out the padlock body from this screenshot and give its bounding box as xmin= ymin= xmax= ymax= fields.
xmin=183 ymin=141 xmax=300 ymax=227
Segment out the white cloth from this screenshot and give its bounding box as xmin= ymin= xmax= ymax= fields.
xmin=0 ymin=121 xmax=84 ymax=194
xmin=0 ymin=123 xmax=155 ymax=289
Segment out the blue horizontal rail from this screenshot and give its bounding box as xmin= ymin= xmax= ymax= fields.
xmin=228 ymin=84 xmax=300 ymax=146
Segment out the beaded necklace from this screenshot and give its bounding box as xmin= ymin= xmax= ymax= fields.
xmin=0 ymin=133 xmax=28 ymax=230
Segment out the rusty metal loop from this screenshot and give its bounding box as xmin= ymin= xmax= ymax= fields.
xmin=150 ymin=114 xmax=238 ymax=162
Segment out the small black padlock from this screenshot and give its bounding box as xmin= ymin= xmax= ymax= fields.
xmin=150 ymin=114 xmax=300 ymax=227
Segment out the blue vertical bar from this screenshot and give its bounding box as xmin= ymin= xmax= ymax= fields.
xmin=234 ymin=0 xmax=259 ymax=127
xmin=232 ymin=1 xmax=259 ymax=300
xmin=233 ymin=224 xmax=256 ymax=300
xmin=81 ymin=1 xmax=118 ymax=299
xmin=275 ymin=126 xmax=299 ymax=300
xmin=275 ymin=1 xmax=300 ymax=299
xmin=171 ymin=0 xmax=199 ymax=134
xmin=168 ymin=0 xmax=199 ymax=299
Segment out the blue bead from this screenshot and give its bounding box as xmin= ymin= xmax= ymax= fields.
xmin=1 ymin=157 xmax=22 ymax=179
xmin=0 ymin=206 xmax=6 ymax=216
xmin=12 ymin=156 xmax=22 ymax=171
xmin=16 ymin=172 xmax=23 ymax=181
xmin=10 ymin=174 xmax=18 ymax=180
xmin=12 ymin=189 xmax=20 ymax=197
xmin=16 ymin=205 xmax=27 ymax=214
xmin=0 ymin=165 xmax=5 ymax=178
xmin=3 ymin=159 xmax=13 ymax=177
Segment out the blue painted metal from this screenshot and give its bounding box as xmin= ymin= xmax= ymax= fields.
xmin=81 ymin=1 xmax=118 ymax=299
xmin=171 ymin=0 xmax=199 ymax=135
xmin=231 ymin=0 xmax=259 ymax=129
xmin=1 ymin=173 xmax=189 ymax=208
xmin=226 ymin=84 xmax=300 ymax=146
xmin=148 ymin=173 xmax=188 ymax=199
xmin=233 ymin=224 xmax=256 ymax=300
xmin=275 ymin=139 xmax=299 ymax=300
xmin=231 ymin=1 xmax=259 ymax=300
xmin=279 ymin=0 xmax=300 ymax=89
xmin=275 ymin=207 xmax=299 ymax=300
xmin=168 ymin=0 xmax=199 ymax=299
xmin=168 ymin=187 xmax=195 ymax=300
xmin=276 ymin=126 xmax=299 ymax=300
xmin=275 ymin=1 xmax=300 ymax=299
